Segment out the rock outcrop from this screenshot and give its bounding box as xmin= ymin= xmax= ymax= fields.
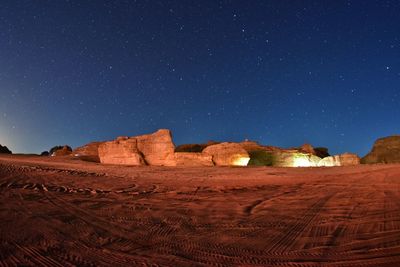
xmin=98 ymin=137 xmax=145 ymax=165
xmin=40 ymin=151 xmax=50 ymax=156
xmin=299 ymin=144 xmax=316 ymax=155
xmin=361 ymin=136 xmax=400 ymax=164
xmin=318 ymin=153 xmax=360 ymax=167
xmin=135 ymin=129 xmax=176 ymax=166
xmin=0 ymin=144 xmax=12 ymax=154
xmin=98 ymin=129 xmax=175 ymax=166
xmin=51 ymin=145 xmax=72 ymax=156
xmin=174 ymin=152 xmax=214 ymax=166
xmin=273 ymin=151 xmax=321 ymax=167
xmin=203 ymin=142 xmax=250 ymax=166
xmin=73 ymin=142 xmax=102 ymax=162
xmin=314 ymin=147 xmax=330 ymax=158
xmin=175 ymin=141 xmax=219 ymax=153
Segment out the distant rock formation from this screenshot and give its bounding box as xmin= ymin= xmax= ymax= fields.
xmin=299 ymin=144 xmax=316 ymax=155
xmin=98 ymin=129 xmax=175 ymax=166
xmin=274 ymin=151 xmax=322 ymax=167
xmin=77 ymin=129 xmax=360 ymax=168
xmin=40 ymin=151 xmax=50 ymax=156
xmin=175 ymin=141 xmax=219 ymax=152
xmin=135 ymin=129 xmax=176 ymax=166
xmin=73 ymin=142 xmax=102 ymax=162
xmin=203 ymin=142 xmax=250 ymax=166
xmin=174 ymin=152 xmax=214 ymax=166
xmin=362 ymin=136 xmax=400 ymax=164
xmin=50 ymin=145 xmax=72 ymax=156
xmin=314 ymin=147 xmax=330 ymax=158
xmin=318 ymin=153 xmax=360 ymax=167
xmin=98 ymin=137 xmax=146 ymax=165
xmin=0 ymin=144 xmax=12 ymax=154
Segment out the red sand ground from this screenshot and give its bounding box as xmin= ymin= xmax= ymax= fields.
xmin=1 ymin=154 xmax=400 ymax=266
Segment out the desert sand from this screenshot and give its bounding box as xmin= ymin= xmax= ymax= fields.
xmin=1 ymin=154 xmax=400 ymax=266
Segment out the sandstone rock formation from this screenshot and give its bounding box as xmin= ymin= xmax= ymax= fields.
xmin=273 ymin=151 xmax=321 ymax=167
xmin=299 ymin=144 xmax=316 ymax=155
xmin=239 ymin=140 xmax=266 ymax=152
xmin=73 ymin=142 xmax=102 ymax=162
xmin=51 ymin=145 xmax=72 ymax=156
xmin=361 ymin=136 xmax=400 ymax=164
xmin=98 ymin=137 xmax=145 ymax=165
xmin=248 ymin=150 xmax=275 ymax=166
xmin=175 ymin=141 xmax=219 ymax=153
xmin=0 ymin=144 xmax=12 ymax=154
xmin=318 ymin=153 xmax=360 ymax=167
xmin=314 ymin=147 xmax=330 ymax=158
xmin=98 ymin=129 xmax=175 ymax=166
xmin=135 ymin=129 xmax=176 ymax=166
xmin=203 ymin=142 xmax=250 ymax=166
xmin=174 ymin=152 xmax=214 ymax=166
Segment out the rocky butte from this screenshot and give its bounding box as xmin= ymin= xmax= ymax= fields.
xmin=361 ymin=135 xmax=400 ymax=164
xmin=0 ymin=144 xmax=12 ymax=154
xmin=66 ymin=129 xmax=365 ymax=167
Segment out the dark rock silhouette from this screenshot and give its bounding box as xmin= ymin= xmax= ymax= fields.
xmin=40 ymin=151 xmax=50 ymax=156
xmin=175 ymin=141 xmax=219 ymax=153
xmin=314 ymin=147 xmax=330 ymax=158
xmin=362 ymin=135 xmax=400 ymax=164
xmin=0 ymin=144 xmax=12 ymax=154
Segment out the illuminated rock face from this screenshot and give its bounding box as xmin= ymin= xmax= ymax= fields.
xmin=98 ymin=129 xmax=175 ymax=166
xmin=203 ymin=142 xmax=250 ymax=166
xmin=98 ymin=138 xmax=146 ymax=165
xmin=362 ymin=136 xmax=400 ymax=164
xmin=134 ymin=129 xmax=176 ymax=166
xmin=337 ymin=153 xmax=360 ymax=166
xmin=318 ymin=153 xmax=360 ymax=167
xmin=273 ymin=152 xmax=321 ymax=167
xmin=174 ymin=152 xmax=214 ymax=166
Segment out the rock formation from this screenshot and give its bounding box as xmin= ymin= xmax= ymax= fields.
xmin=0 ymin=144 xmax=12 ymax=154
xmin=314 ymin=147 xmax=330 ymax=158
xmin=98 ymin=129 xmax=175 ymax=166
xmin=98 ymin=137 xmax=145 ymax=165
xmin=135 ymin=129 xmax=176 ymax=166
xmin=361 ymin=136 xmax=400 ymax=164
xmin=175 ymin=141 xmax=219 ymax=153
xmin=203 ymin=142 xmax=250 ymax=166
xmin=247 ymin=150 xmax=275 ymax=166
xmin=73 ymin=142 xmax=102 ymax=162
xmin=318 ymin=153 xmax=360 ymax=167
xmin=40 ymin=151 xmax=50 ymax=156
xmin=273 ymin=151 xmax=321 ymax=167
xmin=174 ymin=152 xmax=214 ymax=166
xmin=51 ymin=145 xmax=72 ymax=156
xmin=299 ymin=144 xmax=316 ymax=155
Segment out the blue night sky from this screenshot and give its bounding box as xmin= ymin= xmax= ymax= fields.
xmin=0 ymin=1 xmax=399 ymax=155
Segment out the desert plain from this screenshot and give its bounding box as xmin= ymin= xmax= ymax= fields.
xmin=1 ymin=154 xmax=400 ymax=266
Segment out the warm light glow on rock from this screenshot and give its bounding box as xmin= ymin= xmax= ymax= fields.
xmin=232 ymin=156 xmax=250 ymax=166
xmin=293 ymin=156 xmax=313 ymax=167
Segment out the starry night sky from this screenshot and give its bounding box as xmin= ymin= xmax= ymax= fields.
xmin=1 ymin=1 xmax=399 ymax=155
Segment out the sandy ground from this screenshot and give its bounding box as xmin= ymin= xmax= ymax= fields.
xmin=0 ymin=154 xmax=400 ymax=266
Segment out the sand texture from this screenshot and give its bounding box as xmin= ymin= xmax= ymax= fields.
xmin=1 ymin=154 xmax=400 ymax=266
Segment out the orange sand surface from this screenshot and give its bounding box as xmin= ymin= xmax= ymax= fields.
xmin=1 ymin=154 xmax=400 ymax=266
